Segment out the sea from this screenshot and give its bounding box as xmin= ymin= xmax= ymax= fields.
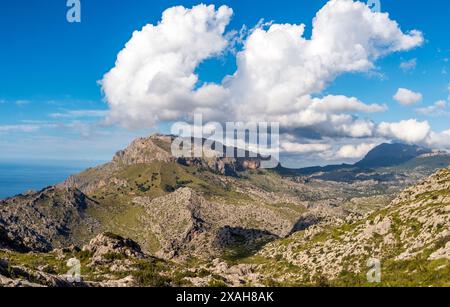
xmin=0 ymin=160 xmax=102 ymax=200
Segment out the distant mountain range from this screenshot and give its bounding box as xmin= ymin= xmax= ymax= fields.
xmin=355 ymin=143 xmax=432 ymax=168
xmin=279 ymin=143 xmax=450 ymax=182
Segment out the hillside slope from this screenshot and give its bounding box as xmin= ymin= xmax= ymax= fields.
xmin=0 ymin=187 xmax=99 ymax=252
xmin=284 ymin=143 xmax=450 ymax=184
xmin=250 ymin=167 xmax=450 ymax=286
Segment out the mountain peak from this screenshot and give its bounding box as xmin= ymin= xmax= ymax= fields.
xmin=355 ymin=143 xmax=432 ymax=168
xmin=113 ymin=135 xmax=175 ymax=165
xmin=111 ymin=134 xmax=262 ymax=176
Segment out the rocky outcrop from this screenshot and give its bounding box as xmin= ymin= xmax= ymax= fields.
xmin=134 ymin=188 xmax=300 ymax=259
xmin=113 ymin=135 xmax=176 ymax=165
xmin=184 ymin=259 xmax=264 ymax=287
xmin=134 ymin=188 xmax=212 ymax=259
xmin=177 ymin=156 xmax=261 ymax=176
xmin=82 ymin=233 xmax=144 ymax=265
xmin=0 ymin=233 xmax=160 ymax=287
xmin=0 ymin=187 xmax=99 ymax=252
xmin=428 ymin=241 xmax=450 ymax=260
xmin=0 ymin=257 xmax=79 ymax=287
xmin=60 ymin=163 xmax=120 ymax=195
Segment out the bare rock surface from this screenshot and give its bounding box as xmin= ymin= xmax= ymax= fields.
xmin=0 ymin=187 xmax=99 ymax=252
xmin=82 ymin=233 xmax=145 ymax=265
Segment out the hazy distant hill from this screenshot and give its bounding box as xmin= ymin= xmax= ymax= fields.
xmin=279 ymin=143 xmax=450 ymax=183
xmin=355 ymin=143 xmax=431 ymax=168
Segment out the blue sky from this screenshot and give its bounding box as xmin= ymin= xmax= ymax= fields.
xmin=1 ymin=0 xmax=449 ymax=166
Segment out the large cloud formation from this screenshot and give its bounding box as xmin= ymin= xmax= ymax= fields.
xmin=101 ymin=4 xmax=233 ymax=128
xmin=378 ymin=119 xmax=431 ymax=144
xmin=101 ymin=0 xmax=441 ymax=163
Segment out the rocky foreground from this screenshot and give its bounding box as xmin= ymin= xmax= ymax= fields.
xmin=0 ymin=135 xmax=449 ymax=287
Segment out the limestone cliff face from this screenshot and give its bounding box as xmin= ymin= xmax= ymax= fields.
xmin=114 ymin=134 xmax=263 ymax=176
xmin=113 ymin=135 xmax=176 ymax=165
xmin=63 ymin=134 xmax=264 ymax=186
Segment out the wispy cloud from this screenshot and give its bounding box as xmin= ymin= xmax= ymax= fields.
xmin=49 ymin=109 xmax=108 ymax=119
xmin=0 ymin=124 xmax=41 ymax=133
xmin=0 ymin=99 xmax=32 ymax=106
xmin=0 ymin=119 xmax=104 ymax=137
xmin=416 ymin=100 xmax=449 ymax=116
xmin=400 ymin=58 xmax=417 ymax=71
xmin=15 ymin=100 xmax=31 ymax=107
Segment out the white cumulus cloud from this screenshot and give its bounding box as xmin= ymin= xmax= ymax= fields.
xmin=281 ymin=142 xmax=331 ymax=154
xmin=228 ymin=0 xmax=422 ymax=129
xmin=393 ymin=88 xmax=423 ymax=105
xmin=336 ymin=143 xmax=376 ymax=159
xmin=101 ymin=1 xmax=422 ymax=132
xmin=377 ymin=119 xmax=430 ymax=143
xmin=416 ymin=100 xmax=448 ymax=116
xmin=426 ymin=129 xmax=450 ymax=150
xmin=100 ymin=1 xmax=429 ymax=159
xmin=101 ymin=4 xmax=233 ymax=128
